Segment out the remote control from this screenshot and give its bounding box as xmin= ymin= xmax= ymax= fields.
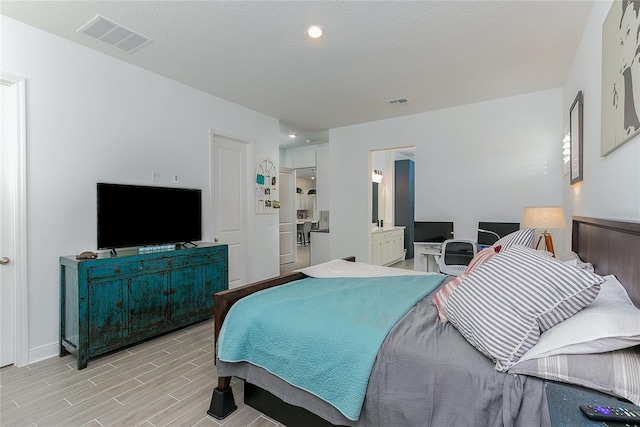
xmin=579 ymin=404 xmax=640 ymax=424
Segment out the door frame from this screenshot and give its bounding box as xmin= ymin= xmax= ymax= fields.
xmin=209 ymin=130 xmax=254 ymax=285
xmin=278 ymin=167 xmax=297 ymax=265
xmin=1 ymin=72 xmax=29 ymax=366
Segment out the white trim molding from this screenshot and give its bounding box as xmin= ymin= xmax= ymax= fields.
xmin=1 ymin=72 xmax=29 ymax=367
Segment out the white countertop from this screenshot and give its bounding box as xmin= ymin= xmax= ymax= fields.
xmin=296 ymin=219 xmax=318 ymax=225
xmin=371 ymin=226 xmax=405 ymax=233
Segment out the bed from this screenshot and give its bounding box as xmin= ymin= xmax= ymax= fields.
xmin=207 ymin=216 xmax=640 ymax=426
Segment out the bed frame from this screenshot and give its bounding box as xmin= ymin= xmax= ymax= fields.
xmin=572 ymin=216 xmax=640 ymax=307
xmin=207 ymin=216 xmax=640 ymax=423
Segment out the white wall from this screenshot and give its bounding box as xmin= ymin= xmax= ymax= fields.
xmin=1 ymin=16 xmax=280 ymax=363
xmin=562 ymin=0 xmax=640 ymax=251
xmin=330 ymin=89 xmax=564 ymax=263
xmin=281 ymin=143 xmax=329 ymax=169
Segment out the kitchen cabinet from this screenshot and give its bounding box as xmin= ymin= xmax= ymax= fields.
xmin=296 ymin=194 xmax=316 ymax=211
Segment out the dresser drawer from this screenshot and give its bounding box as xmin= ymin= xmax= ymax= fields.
xmin=145 ymin=255 xmax=189 ymax=270
xmin=190 ymin=248 xmax=224 ymax=264
xmin=87 ymin=261 xmax=143 ymax=280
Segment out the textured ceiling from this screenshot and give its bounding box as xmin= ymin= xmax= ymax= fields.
xmin=1 ymin=1 xmax=594 ymax=148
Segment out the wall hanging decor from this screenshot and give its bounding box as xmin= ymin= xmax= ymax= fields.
xmin=601 ymin=0 xmax=640 ymax=155
xmin=570 ymin=91 xmax=583 ymax=185
xmin=255 ymin=158 xmax=279 ymax=213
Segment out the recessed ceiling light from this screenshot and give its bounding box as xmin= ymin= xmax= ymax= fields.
xmin=307 ymin=25 xmax=323 ymax=39
xmin=289 ymin=133 xmax=297 ymax=138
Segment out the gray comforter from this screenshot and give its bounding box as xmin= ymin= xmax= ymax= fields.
xmin=217 ymin=284 xmax=551 ymax=426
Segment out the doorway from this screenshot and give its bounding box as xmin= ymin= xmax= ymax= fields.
xmin=1 ymin=73 xmax=28 ymax=367
xmin=369 ymin=146 xmax=415 ymax=268
xmin=279 ymin=167 xmax=315 ymax=274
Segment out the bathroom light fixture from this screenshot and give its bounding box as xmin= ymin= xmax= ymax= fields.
xmin=307 ymin=25 xmax=323 ymax=39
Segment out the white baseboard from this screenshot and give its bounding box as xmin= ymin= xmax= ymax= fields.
xmin=28 ymin=341 xmax=60 ymax=365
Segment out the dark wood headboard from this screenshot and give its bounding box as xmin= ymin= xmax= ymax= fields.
xmin=572 ymin=216 xmax=640 ymax=308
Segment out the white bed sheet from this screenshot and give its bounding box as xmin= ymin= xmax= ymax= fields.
xmin=295 ymin=258 xmax=436 ymax=278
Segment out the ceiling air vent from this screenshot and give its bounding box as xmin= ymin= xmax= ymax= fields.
xmin=386 ymin=97 xmax=409 ymax=105
xmin=77 ymin=15 xmax=152 ymax=53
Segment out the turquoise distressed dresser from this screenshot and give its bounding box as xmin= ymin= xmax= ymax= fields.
xmin=59 ymin=243 xmax=228 ymax=369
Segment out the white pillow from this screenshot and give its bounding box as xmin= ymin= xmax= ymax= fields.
xmin=559 ymin=251 xmax=595 ymax=272
xmin=516 ymin=275 xmax=640 ymax=364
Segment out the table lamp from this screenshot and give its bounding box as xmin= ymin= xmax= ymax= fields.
xmin=476 ymin=228 xmax=502 ymax=242
xmin=521 ymin=206 xmax=566 ymax=257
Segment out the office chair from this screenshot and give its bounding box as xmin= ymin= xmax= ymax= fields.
xmin=438 ymin=239 xmax=478 ymax=276
xmin=298 ymin=220 xmax=312 ymax=246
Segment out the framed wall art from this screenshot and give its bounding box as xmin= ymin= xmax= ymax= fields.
xmin=601 ymin=0 xmax=640 ymax=155
xmin=255 ymin=158 xmax=279 ymax=214
xmin=570 ymin=91 xmax=583 ymax=185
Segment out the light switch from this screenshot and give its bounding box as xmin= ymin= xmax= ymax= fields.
xmin=152 ymin=171 xmax=159 ymax=182
xmin=173 ymin=174 xmax=180 ymax=184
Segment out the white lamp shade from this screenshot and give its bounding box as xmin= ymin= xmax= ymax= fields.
xmin=522 ymin=206 xmax=566 ymax=229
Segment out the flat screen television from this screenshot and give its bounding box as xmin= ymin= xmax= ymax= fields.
xmin=477 ymin=221 xmax=520 ymax=245
xmin=413 ymin=221 xmax=454 ymax=244
xmin=97 ymin=183 xmax=202 ymax=250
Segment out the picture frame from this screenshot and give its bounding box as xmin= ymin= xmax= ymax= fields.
xmin=601 ymin=0 xmax=640 ymax=155
xmin=255 ymin=158 xmax=278 ymax=214
xmin=570 ymin=91 xmax=583 ymax=185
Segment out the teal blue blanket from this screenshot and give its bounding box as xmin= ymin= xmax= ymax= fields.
xmin=217 ymin=274 xmax=445 ymax=421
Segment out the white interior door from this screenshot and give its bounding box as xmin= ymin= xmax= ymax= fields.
xmin=212 ymin=134 xmax=248 ymax=289
xmin=1 ymin=81 xmax=17 ymax=367
xmin=279 ymin=168 xmax=296 ymax=265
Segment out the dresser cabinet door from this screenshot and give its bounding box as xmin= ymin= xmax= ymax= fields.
xmin=88 ymin=279 xmax=125 ymax=356
xmin=170 ymin=266 xmax=203 ymax=322
xmin=203 ymin=260 xmax=227 ymax=308
xmin=128 ymin=273 xmax=168 ymax=334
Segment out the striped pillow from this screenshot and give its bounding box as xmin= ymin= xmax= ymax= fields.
xmin=444 ymin=245 xmax=604 ymax=371
xmin=494 ymin=228 xmax=536 ymax=250
xmin=509 ymin=347 xmax=640 ymax=405
xmin=432 ymin=246 xmax=499 ymax=322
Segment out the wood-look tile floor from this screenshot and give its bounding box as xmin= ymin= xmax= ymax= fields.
xmin=1 ymin=258 xmax=415 ymax=427
xmin=0 ymin=319 xmax=285 ymax=427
